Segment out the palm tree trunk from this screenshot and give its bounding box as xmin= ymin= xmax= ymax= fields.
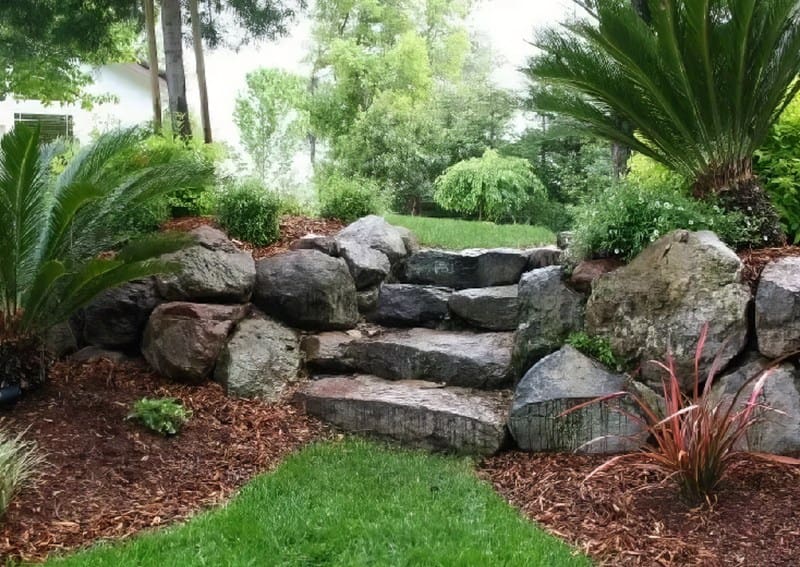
xmin=143 ymin=0 xmax=162 ymax=133
xmin=161 ymin=0 xmax=191 ymax=139
xmin=189 ymin=0 xmax=212 ymax=143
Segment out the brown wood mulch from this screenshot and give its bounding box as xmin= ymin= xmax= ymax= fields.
xmin=0 ymin=359 xmax=326 ymax=563
xmin=160 ymin=214 xmax=345 ymax=260
xmin=481 ymin=451 xmax=800 ymax=567
xmin=739 ymin=245 xmax=800 ymax=290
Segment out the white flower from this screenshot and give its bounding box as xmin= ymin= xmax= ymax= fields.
xmin=688 ymin=220 xmax=694 ymax=226
xmin=614 ymin=248 xmax=621 ymax=255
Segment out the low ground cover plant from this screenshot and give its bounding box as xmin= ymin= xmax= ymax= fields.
xmin=128 ymin=398 xmax=191 ymax=436
xmin=216 ymin=179 xmax=282 ymax=246
xmin=566 ymin=325 xmax=800 ymax=504
xmin=566 ymin=332 xmax=619 ymax=370
xmin=0 ymin=425 xmax=43 ymax=517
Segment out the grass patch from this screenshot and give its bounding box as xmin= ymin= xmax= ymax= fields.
xmin=386 ymin=214 xmax=555 ymax=250
xmin=47 ymin=440 xmax=589 ymax=566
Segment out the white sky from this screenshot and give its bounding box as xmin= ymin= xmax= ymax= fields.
xmin=196 ymin=0 xmax=573 ymax=146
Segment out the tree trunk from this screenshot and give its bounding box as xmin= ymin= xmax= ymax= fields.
xmin=143 ymin=0 xmax=162 ymax=133
xmin=611 ymin=142 xmax=631 ymax=180
xmin=189 ymin=0 xmax=212 ymax=143
xmin=161 ymin=0 xmax=191 ymax=139
xmin=308 ymin=73 xmax=319 ymax=165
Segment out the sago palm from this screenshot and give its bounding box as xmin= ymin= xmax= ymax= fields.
xmin=0 ymin=125 xmax=211 ymax=390
xmin=527 ymin=0 xmax=800 ymax=245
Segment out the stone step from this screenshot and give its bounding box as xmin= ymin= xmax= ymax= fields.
xmin=298 ymin=374 xmax=511 ymax=455
xmin=303 ymin=327 xmax=514 ymax=389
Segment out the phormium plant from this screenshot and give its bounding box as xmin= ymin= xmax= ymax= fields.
xmin=129 ymin=398 xmax=192 ymax=436
xmin=564 ymin=325 xmax=800 ymax=504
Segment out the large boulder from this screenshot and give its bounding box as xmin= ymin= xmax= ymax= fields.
xmin=289 ymin=234 xmax=340 ymax=256
xmin=335 ymin=216 xmax=415 ymax=263
xmin=155 ymin=226 xmax=256 ymax=303
xmin=337 ymin=239 xmax=391 ymax=290
xmin=396 ymin=249 xmax=529 ymax=289
xmin=586 ymin=231 xmax=751 ymax=388
xmin=508 ymin=346 xmax=645 ymax=454
xmin=756 ymin=257 xmax=800 ymax=359
xmin=448 ymin=286 xmax=519 ymax=331
xmin=712 ymin=354 xmax=800 ymax=454
xmin=366 ymin=284 xmax=451 ymax=327
xmin=512 ymin=266 xmax=586 ymax=376
xmin=142 ymin=302 xmax=248 ymax=384
xmin=82 ymin=278 xmax=161 ymax=351
xmin=214 ymin=314 xmax=302 ymax=401
xmin=254 ymin=250 xmax=359 ymax=331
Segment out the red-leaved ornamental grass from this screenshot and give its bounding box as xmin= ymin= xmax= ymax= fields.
xmin=563 ymin=324 xmax=800 ymax=505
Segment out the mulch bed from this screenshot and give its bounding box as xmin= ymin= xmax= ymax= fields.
xmin=739 ymin=245 xmax=800 ymax=290
xmin=0 ymin=359 xmax=326 ymax=563
xmin=481 ymin=451 xmax=800 ymax=566
xmin=161 ymin=214 xmax=345 ymax=259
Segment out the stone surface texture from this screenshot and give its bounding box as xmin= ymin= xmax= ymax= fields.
xmin=397 ymin=248 xmax=529 ymax=289
xmin=448 ymin=286 xmax=519 ymax=331
xmin=335 ymin=215 xmax=412 ymax=263
xmin=756 ymin=257 xmax=800 ymax=359
xmin=337 ymin=239 xmax=391 ymax=290
xmin=568 ymin=259 xmax=624 ymax=294
xmin=82 ymin=279 xmax=161 ymax=350
xmin=526 ymin=247 xmax=562 ymax=270
xmin=367 ymin=284 xmax=452 ymax=327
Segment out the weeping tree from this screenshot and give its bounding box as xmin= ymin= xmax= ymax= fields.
xmin=527 ymin=0 xmax=800 ymax=245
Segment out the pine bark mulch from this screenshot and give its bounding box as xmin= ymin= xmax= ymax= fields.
xmin=0 ymin=359 xmax=326 ymax=563
xmin=739 ymin=245 xmax=800 ymax=290
xmin=481 ymin=451 xmax=800 ymax=566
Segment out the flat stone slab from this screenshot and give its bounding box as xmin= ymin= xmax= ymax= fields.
xmin=366 ymin=284 xmax=452 ymax=327
xmin=396 ymin=248 xmax=529 ymax=289
xmin=299 ymin=374 xmax=511 ymax=455
xmin=343 ymin=328 xmax=514 ymax=389
xmin=448 ymin=286 xmax=519 ymax=331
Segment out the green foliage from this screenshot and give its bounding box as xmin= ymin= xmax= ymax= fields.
xmin=47 ymin=440 xmax=590 ymax=566
xmin=128 ymin=398 xmax=191 ymax=437
xmin=756 ymin=94 xmax=800 ymax=243
xmin=217 ymin=179 xmax=282 ymax=247
xmin=317 ymin=170 xmax=384 ymax=223
xmin=433 ymin=149 xmax=545 ymax=222
xmin=0 ymin=426 xmax=42 ymax=518
xmin=570 ymin=181 xmax=757 ymax=262
xmin=385 ymin=214 xmax=554 ymax=250
xmin=234 ymin=68 xmax=310 ymax=188
xmin=0 ymin=125 xmax=211 ymax=343
xmin=568 ymin=325 xmax=800 ymax=504
xmin=566 ymin=332 xmax=619 ymax=369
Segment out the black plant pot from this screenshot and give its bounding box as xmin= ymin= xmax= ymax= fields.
xmin=0 ymin=385 xmax=22 ymax=408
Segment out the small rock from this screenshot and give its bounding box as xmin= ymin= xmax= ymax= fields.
xmin=568 ymin=259 xmax=624 ymax=294
xmin=357 ymin=287 xmax=381 ymax=313
xmin=70 ymin=346 xmax=131 ymax=364
xmin=302 ymin=332 xmax=358 ymax=373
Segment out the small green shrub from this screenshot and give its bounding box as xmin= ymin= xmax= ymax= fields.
xmin=129 ymin=398 xmax=191 ymax=436
xmin=571 ymin=181 xmax=757 ymax=261
xmin=317 ymin=170 xmax=384 ymax=223
xmin=217 ymin=179 xmax=282 ymax=246
xmin=0 ymin=425 xmax=43 ymax=517
xmin=566 ymin=332 xmax=619 ymax=369
xmin=278 ymin=193 xmax=315 ymax=217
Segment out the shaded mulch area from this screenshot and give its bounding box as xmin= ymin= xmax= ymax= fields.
xmin=481 ymin=451 xmax=800 ymax=566
xmin=739 ymin=245 xmax=800 ymax=290
xmin=0 ymin=359 xmax=326 ymax=563
xmin=160 ymin=215 xmax=344 ymax=259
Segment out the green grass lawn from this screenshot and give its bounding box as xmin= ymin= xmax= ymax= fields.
xmin=385 ymin=214 xmax=555 ymax=250
xmin=46 ymin=440 xmax=589 ymax=567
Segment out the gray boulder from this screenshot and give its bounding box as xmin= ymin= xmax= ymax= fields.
xmin=44 ymin=321 xmax=80 ymax=358
xmin=299 ymin=375 xmax=510 ymax=455
xmin=756 ymin=257 xmax=800 ymax=359
xmin=82 ymin=278 xmax=161 ymax=351
xmin=214 ymin=314 xmax=302 ymax=401
xmin=508 ymin=346 xmax=645 ymax=454
xmin=448 ymin=286 xmax=519 ymax=331
xmin=254 ymin=250 xmax=359 ymax=331
xmin=712 ymin=354 xmax=800 ymax=454
xmin=367 ymin=284 xmax=451 ymax=327
xmin=156 ymin=226 xmax=256 ymax=303
xmin=336 ymin=216 xmax=413 ymax=263
xmin=586 ymin=230 xmax=751 ymax=388
xmin=337 ymin=239 xmax=391 ymax=290
xmin=512 ymin=266 xmax=586 ymax=376
xmin=397 ymin=248 xmax=529 ymax=289
xmin=289 ymin=234 xmax=340 ymax=256
xmin=142 ymin=302 xmax=248 ymax=383
xmin=526 ymin=247 xmax=562 ymax=270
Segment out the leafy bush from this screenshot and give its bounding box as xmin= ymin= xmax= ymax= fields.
xmin=129 ymin=398 xmax=191 ymax=436
xmin=756 ymin=94 xmax=800 ymax=243
xmin=0 ymin=425 xmax=43 ymax=517
xmin=570 ymin=181 xmax=757 ymax=262
xmin=317 ymin=170 xmax=384 ymax=223
xmin=565 ymin=325 xmax=800 ymax=504
xmin=278 ymin=193 xmax=315 ymax=217
xmin=566 ymin=332 xmax=619 ymax=370
xmin=433 ymin=149 xmax=546 ymax=222
xmin=217 ymin=179 xmax=282 ymax=246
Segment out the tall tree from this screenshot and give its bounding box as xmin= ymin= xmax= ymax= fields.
xmin=189 ymin=0 xmax=212 ymax=143
xmin=527 ymin=0 xmax=800 ymax=245
xmin=143 ymin=0 xmax=162 ymax=132
xmin=161 ymin=0 xmax=191 ymax=138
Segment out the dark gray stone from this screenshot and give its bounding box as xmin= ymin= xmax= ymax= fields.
xmin=448 ymin=286 xmax=519 ymax=331
xmin=367 ymin=284 xmax=451 ymax=327
xmin=337 ymin=239 xmax=391 ymax=290
xmin=289 ymin=235 xmax=340 ymax=256
xmin=254 ymin=250 xmax=359 ymax=331
xmin=509 ymin=346 xmax=645 ymax=454
xmin=756 ymin=257 xmax=800 ymax=359
xmin=336 ymin=215 xmax=412 ymax=263
xmin=299 ymin=374 xmax=510 ymax=455
xmin=302 ymin=331 xmax=359 ymax=373
xmin=397 ymin=248 xmax=529 ymax=289
xmin=357 ymin=287 xmax=381 ymax=313
xmin=82 ymin=279 xmax=161 ymax=351
xmin=526 ymin=247 xmax=562 ymax=270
